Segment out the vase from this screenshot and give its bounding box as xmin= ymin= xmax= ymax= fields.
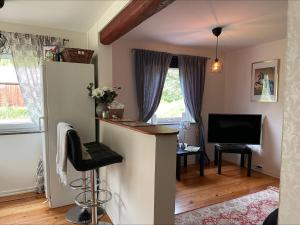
xmin=96 ymin=103 xmax=109 ymax=118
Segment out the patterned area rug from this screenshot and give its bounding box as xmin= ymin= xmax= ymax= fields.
xmin=175 ymin=187 xmax=279 ymax=225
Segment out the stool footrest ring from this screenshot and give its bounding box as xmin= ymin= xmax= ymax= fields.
xmin=75 ymin=189 xmax=112 ymax=208
xmin=70 ymin=177 xmax=103 ymax=190
xmin=69 ymin=177 xmax=90 ymax=190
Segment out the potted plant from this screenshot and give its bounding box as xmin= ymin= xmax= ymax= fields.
xmin=87 ymin=83 xmax=120 ymax=118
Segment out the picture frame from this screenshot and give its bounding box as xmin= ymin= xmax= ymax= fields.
xmin=251 ymin=59 xmax=280 ymax=102
xmin=43 ymin=45 xmax=57 ymax=61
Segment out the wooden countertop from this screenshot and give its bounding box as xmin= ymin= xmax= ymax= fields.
xmin=97 ymin=118 xmax=179 ymax=136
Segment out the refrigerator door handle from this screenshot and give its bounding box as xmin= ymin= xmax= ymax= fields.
xmin=39 ymin=116 xmax=46 ymax=132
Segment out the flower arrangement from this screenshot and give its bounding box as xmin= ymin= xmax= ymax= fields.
xmin=87 ymin=83 xmax=120 ymax=105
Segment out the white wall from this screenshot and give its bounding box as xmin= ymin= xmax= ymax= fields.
xmin=0 ymin=22 xmax=88 ymax=196
xmin=0 ymin=0 xmax=127 ymax=198
xmin=111 ymin=39 xmax=225 ymax=160
xmin=223 ymin=39 xmax=286 ymax=178
xmin=279 ymin=1 xmax=300 ymax=223
xmin=100 ymin=121 xmax=177 ymax=225
xmin=0 ymin=21 xmax=88 ymax=48
xmin=0 ymin=133 xmax=42 ymax=196
xmin=87 ymin=0 xmax=129 ymax=87
xmin=111 ymin=38 xmax=286 ymax=175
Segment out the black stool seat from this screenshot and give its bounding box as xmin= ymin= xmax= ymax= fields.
xmin=83 ymin=142 xmax=103 ymax=149
xmin=67 ymin=130 xmax=123 ymax=172
xmin=81 ymin=147 xmax=123 ymax=171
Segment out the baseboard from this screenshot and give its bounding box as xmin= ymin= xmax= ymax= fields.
xmin=252 ymin=168 xmax=280 ymax=179
xmin=0 ymin=187 xmax=36 ymax=197
xmin=223 ymin=156 xmax=280 ymax=178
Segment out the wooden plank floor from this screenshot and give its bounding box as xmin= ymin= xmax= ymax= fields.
xmin=0 ymin=162 xmax=279 ymax=223
xmin=0 ymin=192 xmax=112 ymax=225
xmin=175 ymin=161 xmax=279 ymax=214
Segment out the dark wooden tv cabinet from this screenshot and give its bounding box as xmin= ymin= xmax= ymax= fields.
xmin=214 ymin=144 xmax=252 ymax=177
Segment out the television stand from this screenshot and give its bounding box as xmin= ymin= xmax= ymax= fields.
xmin=216 ymin=143 xmax=247 ymax=149
xmin=214 ymin=144 xmax=252 ymax=177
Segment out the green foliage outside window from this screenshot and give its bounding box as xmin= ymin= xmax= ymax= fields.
xmin=156 ymin=68 xmax=185 ymax=119
xmin=0 ymin=107 xmax=29 ymax=120
xmin=0 ymin=57 xmax=13 ymax=66
xmin=161 ymin=68 xmax=182 ymax=103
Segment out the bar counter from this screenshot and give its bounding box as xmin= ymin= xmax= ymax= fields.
xmin=98 ymin=118 xmax=179 ymax=135
xmin=97 ymin=118 xmax=178 ymax=225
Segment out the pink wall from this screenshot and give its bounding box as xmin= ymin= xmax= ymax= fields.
xmin=112 ymin=38 xmax=286 ymax=177
xmin=223 ymin=39 xmax=286 ymax=177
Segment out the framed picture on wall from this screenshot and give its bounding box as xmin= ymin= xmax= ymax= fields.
xmin=251 ymin=59 xmax=280 ymax=102
xmin=43 ymin=45 xmax=57 ymax=61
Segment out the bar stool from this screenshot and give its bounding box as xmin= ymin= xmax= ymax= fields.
xmin=66 ymin=143 xmax=107 ymax=223
xmin=65 ymin=172 xmax=106 ymax=224
xmin=67 ymin=129 xmax=123 ymax=225
xmin=65 ymin=172 xmax=92 ymax=223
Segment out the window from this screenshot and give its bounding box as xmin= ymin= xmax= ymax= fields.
xmin=0 ymin=54 xmax=36 ymax=133
xmin=152 ymin=68 xmax=191 ymax=124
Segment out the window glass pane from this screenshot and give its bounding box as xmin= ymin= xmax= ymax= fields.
xmin=0 ymin=84 xmax=31 ymax=124
xmin=0 ymin=55 xmax=32 ymax=125
xmin=0 ymin=56 xmax=18 ymax=83
xmin=155 ymin=68 xmax=185 ymax=119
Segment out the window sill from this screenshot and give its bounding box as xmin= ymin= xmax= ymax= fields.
xmin=0 ymin=130 xmax=42 ymax=136
xmin=0 ymin=122 xmax=40 ymax=135
xmin=151 ymin=115 xmax=195 ymax=125
xmin=155 ymin=122 xmax=181 ymax=125
xmin=153 ymin=121 xmax=197 ymax=125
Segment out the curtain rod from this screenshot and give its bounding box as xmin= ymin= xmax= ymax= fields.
xmin=0 ymin=30 xmax=70 ymax=44
xmin=131 ymin=48 xmax=211 ymax=60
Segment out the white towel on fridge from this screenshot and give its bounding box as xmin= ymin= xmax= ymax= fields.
xmin=56 ymin=122 xmax=72 ymax=185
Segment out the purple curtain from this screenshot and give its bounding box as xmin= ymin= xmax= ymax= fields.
xmin=134 ymin=49 xmax=172 ymax=122
xmin=178 ymin=55 xmax=209 ymax=161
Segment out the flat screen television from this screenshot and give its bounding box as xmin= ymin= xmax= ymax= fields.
xmin=208 ymin=114 xmax=262 ymax=145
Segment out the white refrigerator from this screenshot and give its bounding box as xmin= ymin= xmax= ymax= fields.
xmin=41 ymin=61 xmax=95 ymax=208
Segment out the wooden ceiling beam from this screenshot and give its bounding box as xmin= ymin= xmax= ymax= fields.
xmin=100 ymin=0 xmax=175 ymax=45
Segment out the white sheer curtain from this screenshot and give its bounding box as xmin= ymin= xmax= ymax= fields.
xmin=3 ymin=32 xmax=63 ymax=127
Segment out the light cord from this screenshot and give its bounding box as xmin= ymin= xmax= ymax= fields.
xmin=215 ymin=36 xmax=219 ymax=60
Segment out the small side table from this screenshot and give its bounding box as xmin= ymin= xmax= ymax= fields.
xmin=214 ymin=144 xmax=252 ymax=177
xmin=176 ymin=146 xmax=205 ymax=180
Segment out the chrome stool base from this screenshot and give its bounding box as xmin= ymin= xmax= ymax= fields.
xmin=66 ymin=206 xmax=90 ymax=224
xmin=87 ymin=222 xmax=112 ymax=225
xmin=65 ymin=205 xmax=105 ymax=224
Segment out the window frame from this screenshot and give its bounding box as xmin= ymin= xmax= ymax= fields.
xmin=0 ymin=122 xmax=40 ymax=134
xmin=0 ymin=54 xmax=39 ymax=134
xmin=154 ymin=116 xmax=183 ymax=125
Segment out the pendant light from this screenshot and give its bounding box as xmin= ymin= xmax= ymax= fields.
xmin=211 ymin=27 xmax=223 ymax=73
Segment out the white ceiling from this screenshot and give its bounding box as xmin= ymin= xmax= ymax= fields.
xmin=123 ymin=0 xmax=287 ymax=51
xmin=0 ymin=0 xmax=114 ymax=32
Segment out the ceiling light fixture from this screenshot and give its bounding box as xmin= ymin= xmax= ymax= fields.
xmin=0 ymin=0 xmax=4 ymax=9
xmin=211 ymin=26 xmax=223 ymax=73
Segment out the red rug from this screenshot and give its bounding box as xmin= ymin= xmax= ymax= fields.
xmin=175 ymin=187 xmax=279 ymax=225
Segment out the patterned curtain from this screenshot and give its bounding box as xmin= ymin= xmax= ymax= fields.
xmin=1 ymin=31 xmax=63 ymax=126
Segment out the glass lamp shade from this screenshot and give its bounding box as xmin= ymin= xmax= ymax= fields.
xmin=211 ymin=59 xmax=222 ymax=73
